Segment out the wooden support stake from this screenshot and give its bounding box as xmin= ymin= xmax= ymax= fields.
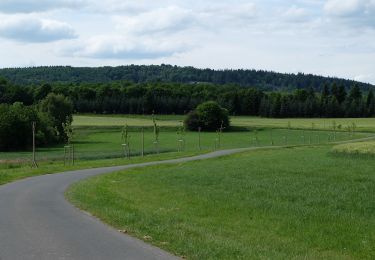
xmin=31 ymin=122 xmax=38 ymax=168
xmin=198 ymin=127 xmax=201 ymax=150
xmin=64 ymin=146 xmax=67 ymax=166
xmin=141 ymin=127 xmax=145 ymax=157
xmin=69 ymin=145 xmax=72 ymax=165
xmin=218 ymin=132 xmax=221 ymax=149
xmin=72 ymin=144 xmax=75 ymax=166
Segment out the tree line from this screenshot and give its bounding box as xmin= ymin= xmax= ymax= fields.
xmin=0 ymin=65 xmax=372 ymax=91
xmin=259 ymin=84 xmax=375 ymax=118
xmin=1 ymin=77 xmax=374 ymax=118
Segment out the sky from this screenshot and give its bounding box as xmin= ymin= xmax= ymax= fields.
xmin=0 ymin=0 xmax=374 ymax=84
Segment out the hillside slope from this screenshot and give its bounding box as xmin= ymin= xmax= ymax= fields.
xmin=0 ymin=65 xmax=372 ymax=91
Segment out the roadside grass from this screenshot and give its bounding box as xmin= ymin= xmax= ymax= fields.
xmin=67 ymin=146 xmax=375 ymax=259
xmin=0 ymin=151 xmax=205 ymax=186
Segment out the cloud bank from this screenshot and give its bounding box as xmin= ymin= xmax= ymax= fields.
xmin=0 ymin=15 xmax=76 ymax=42
xmin=0 ymin=0 xmax=85 ymax=13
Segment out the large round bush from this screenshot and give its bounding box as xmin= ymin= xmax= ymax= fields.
xmin=185 ymin=101 xmax=230 ymax=131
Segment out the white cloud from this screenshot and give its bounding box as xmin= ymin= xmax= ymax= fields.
xmin=63 ymin=5 xmax=197 ymax=60
xmin=0 ymin=0 xmax=85 ymax=13
xmin=201 ymin=3 xmax=257 ymax=24
xmin=324 ymin=0 xmax=375 ymax=28
xmin=283 ymin=6 xmax=309 ymax=22
xmin=114 ymin=6 xmax=196 ymax=35
xmin=64 ymin=35 xmax=189 ymax=60
xmin=0 ymin=15 xmax=77 ymax=42
xmin=324 ymin=0 xmax=366 ymax=17
xmin=88 ymin=0 xmax=152 ymax=14
xmin=324 ymin=0 xmax=375 ymax=31
xmin=355 ymin=73 xmax=375 ymax=84
xmin=221 ymin=3 xmax=257 ymax=20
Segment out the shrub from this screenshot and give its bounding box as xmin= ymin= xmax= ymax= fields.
xmin=185 ymin=101 xmax=230 ymax=131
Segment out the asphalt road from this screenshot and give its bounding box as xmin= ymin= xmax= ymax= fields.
xmin=0 ymin=147 xmax=261 ymax=260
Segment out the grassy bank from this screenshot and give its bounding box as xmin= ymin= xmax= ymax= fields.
xmin=67 ymin=146 xmax=375 ymax=259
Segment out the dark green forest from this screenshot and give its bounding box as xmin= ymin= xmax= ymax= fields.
xmin=1 ymin=75 xmax=374 ymax=118
xmin=0 ymin=65 xmax=372 ymax=91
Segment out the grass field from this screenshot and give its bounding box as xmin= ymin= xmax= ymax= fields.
xmin=232 ymin=117 xmax=375 ymax=132
xmin=73 ymin=114 xmax=183 ymax=127
xmin=67 ymin=146 xmax=375 ymax=259
xmin=333 ymin=141 xmax=375 ymax=156
xmin=74 ymin=114 xmax=375 ymax=132
xmin=0 ymin=126 xmax=365 ymax=161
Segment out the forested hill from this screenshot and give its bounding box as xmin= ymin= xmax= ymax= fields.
xmin=0 ymin=65 xmax=372 ymax=91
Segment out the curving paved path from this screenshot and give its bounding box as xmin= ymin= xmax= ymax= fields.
xmin=0 ymin=147 xmax=270 ymax=260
